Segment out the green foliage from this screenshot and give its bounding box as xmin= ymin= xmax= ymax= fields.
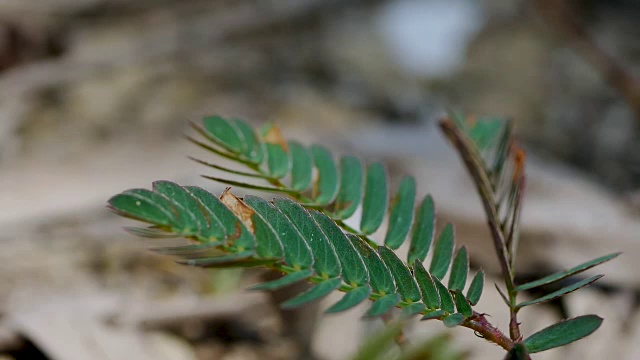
xmin=108 ymin=115 xmax=618 ymax=357
xmin=109 ymin=116 xmax=486 ymax=323
xmin=523 ymin=315 xmax=603 ymax=353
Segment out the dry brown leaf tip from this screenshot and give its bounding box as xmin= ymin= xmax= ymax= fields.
xmin=261 ymin=123 xmax=289 ymax=152
xmin=220 ymin=188 xmax=255 ymax=233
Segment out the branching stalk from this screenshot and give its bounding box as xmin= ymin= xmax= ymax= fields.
xmin=439 ymin=118 xmax=524 ymax=342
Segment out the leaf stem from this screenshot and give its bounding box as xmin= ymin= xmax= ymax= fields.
xmin=461 ymin=312 xmax=513 ymax=351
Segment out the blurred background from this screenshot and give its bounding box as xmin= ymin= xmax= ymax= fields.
xmin=0 ymin=0 xmax=639 ymax=359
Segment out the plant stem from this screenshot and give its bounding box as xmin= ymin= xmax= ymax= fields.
xmin=439 ymin=118 xmax=523 ymax=342
xmin=462 ymin=312 xmax=513 ymax=351
xmin=439 ymin=120 xmax=514 ymax=290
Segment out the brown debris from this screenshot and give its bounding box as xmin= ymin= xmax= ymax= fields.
xmin=220 ymin=188 xmax=255 ymax=233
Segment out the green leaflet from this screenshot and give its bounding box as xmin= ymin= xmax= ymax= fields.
xmin=429 ymin=223 xmax=454 ymax=280
xmin=274 ymin=198 xmax=342 ymax=278
xmin=466 ymin=271 xmax=484 ymax=306
xmin=378 ymin=246 xmax=421 ymax=303
xmin=288 ymin=141 xmax=313 ymax=191
xmin=265 ymin=143 xmax=290 ymax=179
xmin=152 ymin=181 xmax=206 ymax=236
xmin=448 ymin=246 xmax=468 ymax=291
xmin=249 ymin=269 xmax=314 ymax=290
xmin=413 ymin=260 xmax=441 ymax=310
xmin=182 ymin=186 xmax=228 ymax=242
xmin=109 ymin=189 xmax=177 ymax=227
xmin=124 ymin=227 xmax=178 ymax=239
xmin=467 ymin=117 xmax=504 ymax=150
xmin=311 ymin=211 xmax=369 ymax=287
xmin=515 ymin=252 xmax=620 ymax=291
xmin=232 ymin=119 xmax=263 ymax=163
xmin=365 ymin=293 xmax=401 ymax=317
xmin=401 ymin=302 xmax=425 ymax=317
xmin=189 ymin=157 xmax=267 ymax=179
xmin=516 ymin=275 xmax=603 ymax=308
xmin=384 ymin=176 xmax=416 ymax=249
xmin=360 ymin=162 xmax=387 ymax=234
xmin=407 ymin=195 xmax=435 ymax=264
xmin=454 ymin=290 xmax=472 ymax=318
xmin=181 ymin=251 xmax=253 ymax=267
xmin=201 ymin=175 xmax=298 ymax=195
xmin=261 ymin=123 xmax=290 ymax=179
xmin=281 ymin=277 xmax=342 ymax=309
xmin=347 ymin=234 xmax=395 ymax=295
xmin=523 ymin=315 xmax=603 ymax=353
xmin=201 ymin=115 xmax=244 ymax=153
xmin=443 ymin=313 xmax=465 ymax=328
xmin=244 ymin=196 xmax=313 ymax=269
xmin=326 ymin=286 xmax=371 ymax=313
xmin=433 ymin=277 xmax=455 ymax=313
xmin=331 ymin=156 xmax=363 ymax=219
xmin=421 ymin=309 xmax=445 ymax=321
xmin=150 ymin=241 xmax=223 ymax=255
xmin=310 ymin=145 xmax=339 ymax=205
xmin=251 ymin=210 xmax=284 ymax=259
